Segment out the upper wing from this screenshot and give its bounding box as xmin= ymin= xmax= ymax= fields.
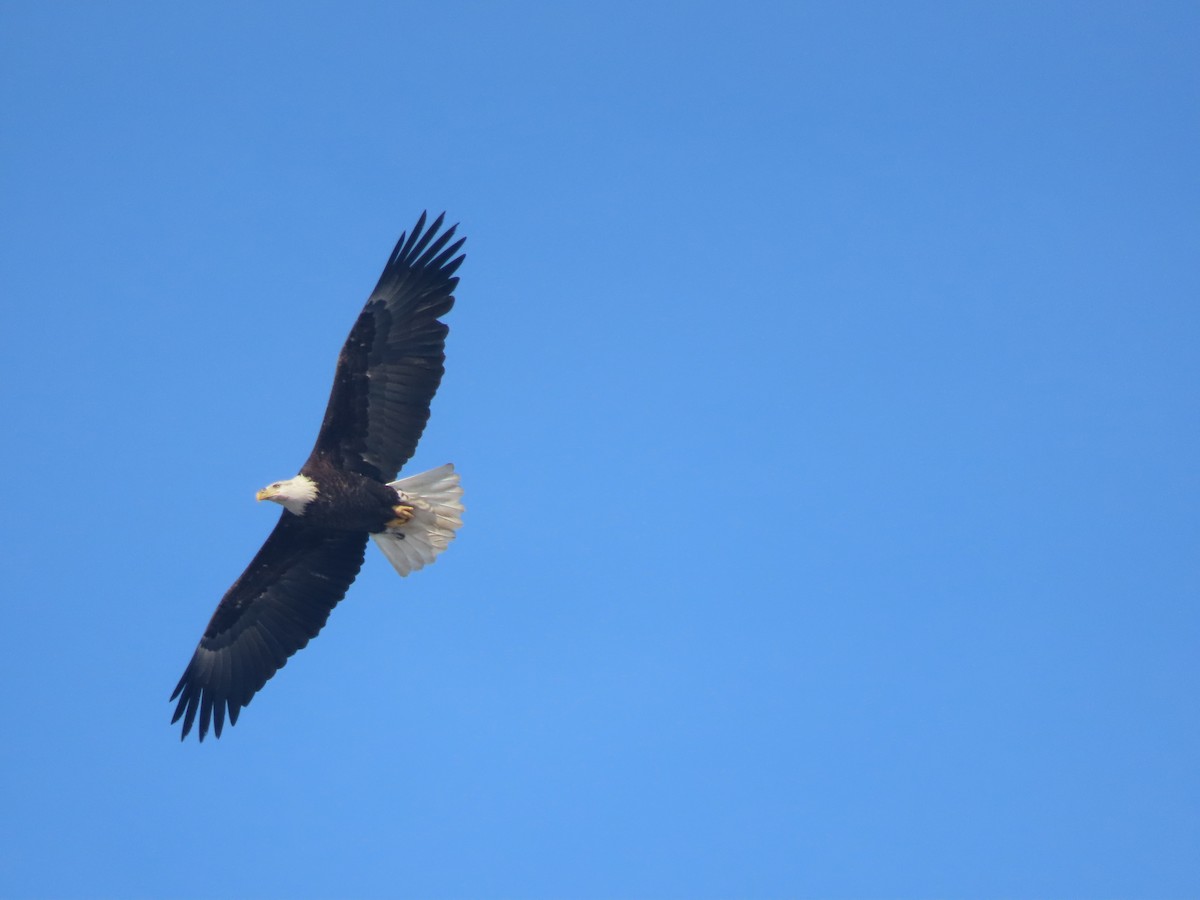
xmin=170 ymin=514 xmax=368 ymax=741
xmin=306 ymin=212 xmax=466 ymax=482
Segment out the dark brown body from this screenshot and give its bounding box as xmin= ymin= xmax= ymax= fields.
xmin=299 ymin=457 xmax=400 ymax=533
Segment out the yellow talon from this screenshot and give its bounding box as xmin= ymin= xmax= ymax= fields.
xmin=387 ymin=504 xmax=415 ymax=528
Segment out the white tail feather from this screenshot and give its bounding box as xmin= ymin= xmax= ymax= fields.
xmin=371 ymin=463 xmax=464 ymax=577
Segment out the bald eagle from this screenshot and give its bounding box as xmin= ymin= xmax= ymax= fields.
xmin=170 ymin=212 xmax=466 ymax=741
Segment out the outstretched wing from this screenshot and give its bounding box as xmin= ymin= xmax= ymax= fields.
xmin=307 ymin=211 xmax=466 ymax=483
xmin=170 ymin=514 xmax=368 ymax=741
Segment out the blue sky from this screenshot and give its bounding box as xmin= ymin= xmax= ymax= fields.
xmin=1 ymin=2 xmax=1197 ymax=897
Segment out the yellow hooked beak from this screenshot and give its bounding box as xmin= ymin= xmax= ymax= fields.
xmin=256 ymin=487 xmax=275 ymax=502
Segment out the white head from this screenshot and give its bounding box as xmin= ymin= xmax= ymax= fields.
xmin=256 ymin=474 xmax=319 ymax=515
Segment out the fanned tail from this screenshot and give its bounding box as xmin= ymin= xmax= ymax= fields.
xmin=371 ymin=464 xmax=464 ymax=576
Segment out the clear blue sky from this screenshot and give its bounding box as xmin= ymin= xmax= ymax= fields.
xmin=1 ymin=2 xmax=1196 ymax=897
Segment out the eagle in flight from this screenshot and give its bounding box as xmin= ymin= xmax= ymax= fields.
xmin=170 ymin=212 xmax=466 ymax=741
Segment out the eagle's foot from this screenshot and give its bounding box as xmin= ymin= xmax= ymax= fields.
xmin=387 ymin=504 xmax=416 ymax=528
